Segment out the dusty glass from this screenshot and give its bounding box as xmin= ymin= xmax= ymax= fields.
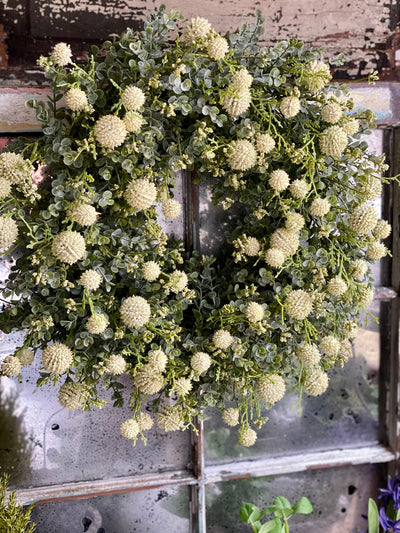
xmin=206 ymin=464 xmax=378 ymax=532
xmin=205 ymin=303 xmax=380 ymax=463
xmin=30 ymin=485 xmax=190 ymax=533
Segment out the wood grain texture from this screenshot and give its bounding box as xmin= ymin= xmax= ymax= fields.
xmin=0 ymin=0 xmax=399 ymax=78
xmin=0 ymin=89 xmax=49 ymax=133
xmin=0 ymin=84 xmax=399 ymax=133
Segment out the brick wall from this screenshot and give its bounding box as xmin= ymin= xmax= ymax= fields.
xmin=1 ymin=0 xmax=400 ymax=81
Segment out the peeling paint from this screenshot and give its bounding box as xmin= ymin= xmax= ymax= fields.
xmin=0 ymin=92 xmax=49 ymax=133
xmin=1 ymin=0 xmax=399 ymax=78
xmin=30 ymin=0 xmax=147 ymax=39
xmin=2 ymin=84 xmax=400 ymax=132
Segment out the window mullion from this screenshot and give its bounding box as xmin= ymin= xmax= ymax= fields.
xmin=190 ymin=419 xmax=206 ymax=533
xmin=203 ymin=443 xmax=395 ymax=484
xmin=12 ymin=470 xmax=197 ymax=506
xmin=184 ymin=170 xmax=207 ymax=533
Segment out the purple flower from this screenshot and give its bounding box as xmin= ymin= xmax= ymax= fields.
xmin=379 ymin=478 xmax=400 ymax=510
xmin=379 ymin=507 xmax=400 ymax=532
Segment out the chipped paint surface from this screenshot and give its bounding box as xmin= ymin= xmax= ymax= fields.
xmin=0 ymin=84 xmax=399 ymax=133
xmin=349 ymin=83 xmax=400 ymax=124
xmin=30 ymin=0 xmax=147 ymax=39
xmin=0 ymin=90 xmax=49 ymax=133
xmin=0 ymin=0 xmax=399 ymax=77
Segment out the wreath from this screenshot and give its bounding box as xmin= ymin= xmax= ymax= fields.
xmin=0 ymin=6 xmax=392 ymax=447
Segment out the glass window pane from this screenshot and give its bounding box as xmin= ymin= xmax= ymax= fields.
xmin=30 ymin=485 xmax=190 ymax=533
xmin=205 ymin=302 xmax=380 ymax=463
xmin=200 ymin=127 xmax=386 ymax=463
xmin=157 ymin=172 xmax=184 ymax=240
xmin=0 ymin=174 xmax=190 ymax=488
xmin=0 ymin=365 xmax=191 ymax=488
xmin=364 ymin=129 xmax=384 ymax=286
xmin=206 ymin=464 xmax=378 ymax=533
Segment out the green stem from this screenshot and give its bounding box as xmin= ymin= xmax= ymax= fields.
xmin=283 ymin=517 xmax=290 ymax=533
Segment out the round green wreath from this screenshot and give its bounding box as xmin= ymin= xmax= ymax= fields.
xmin=0 ymin=6 xmax=392 ymax=447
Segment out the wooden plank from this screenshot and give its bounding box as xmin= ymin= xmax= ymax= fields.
xmin=29 ymin=0 xmax=147 ymax=39
xmin=1 ymin=0 xmax=399 ymax=78
xmin=0 ymin=88 xmax=49 ymax=133
xmin=204 ymin=444 xmax=396 ymax=483
xmin=13 ymin=470 xmax=197 ymax=506
xmin=0 ymin=84 xmax=400 ymax=133
xmin=0 ymin=25 xmax=8 ymax=70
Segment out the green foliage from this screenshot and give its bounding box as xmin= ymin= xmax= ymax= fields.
xmin=0 ymin=7 xmax=393 ymax=446
xmin=0 ymin=476 xmax=35 ymax=533
xmin=368 ymin=497 xmax=380 ymax=533
xmin=239 ymin=496 xmax=313 ymax=532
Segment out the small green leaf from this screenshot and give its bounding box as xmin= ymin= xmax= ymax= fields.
xmin=259 ymin=518 xmax=284 ymax=533
xmin=181 ymin=78 xmax=192 ymax=91
xmin=292 ymin=497 xmax=313 ymax=515
xmin=239 ymin=503 xmax=262 ymax=524
xmin=368 ymin=498 xmax=380 ymax=533
xmin=265 ymin=496 xmax=293 ymax=519
xmin=274 ymin=496 xmax=291 ymax=509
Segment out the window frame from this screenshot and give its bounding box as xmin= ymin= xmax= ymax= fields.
xmin=1 ymin=89 xmax=399 ymax=532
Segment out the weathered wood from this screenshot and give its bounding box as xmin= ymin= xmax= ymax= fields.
xmin=11 ymin=443 xmax=396 ymax=505
xmin=1 ymin=84 xmax=400 ymax=133
xmin=1 ymin=0 xmax=399 ymax=79
xmin=30 ymin=0 xmax=146 ymax=39
xmin=0 ymin=89 xmax=49 ymax=133
xmin=0 ymin=25 xmax=8 ymax=70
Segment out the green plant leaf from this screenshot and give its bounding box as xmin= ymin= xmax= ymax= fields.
xmin=265 ymin=497 xmax=293 ymax=519
xmin=368 ymin=498 xmax=380 ymax=533
xmin=292 ymin=497 xmax=313 ymax=515
xmin=239 ymin=502 xmax=262 ymax=524
xmin=259 ymin=518 xmax=284 ymax=533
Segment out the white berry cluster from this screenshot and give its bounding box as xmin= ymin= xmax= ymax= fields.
xmin=65 ymin=88 xmax=90 ymax=112
xmin=228 ymin=140 xmax=257 ymax=170
xmin=285 ymin=290 xmax=313 ymax=320
xmin=52 ymin=231 xmax=86 ymax=264
xmin=0 ymin=216 xmax=18 ymax=250
xmin=93 ymin=115 xmax=127 ymax=149
xmin=0 ymin=152 xmax=32 ymax=184
xmin=222 ymin=69 xmax=253 ymax=117
xmin=256 ymin=374 xmax=286 ymax=404
xmin=42 ymin=343 xmax=73 ymax=374
xmin=120 ymin=296 xmax=151 ymax=329
xmin=125 ymin=179 xmax=157 ymax=211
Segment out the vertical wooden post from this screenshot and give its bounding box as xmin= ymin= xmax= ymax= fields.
xmin=0 ymin=25 xmax=8 ymax=70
